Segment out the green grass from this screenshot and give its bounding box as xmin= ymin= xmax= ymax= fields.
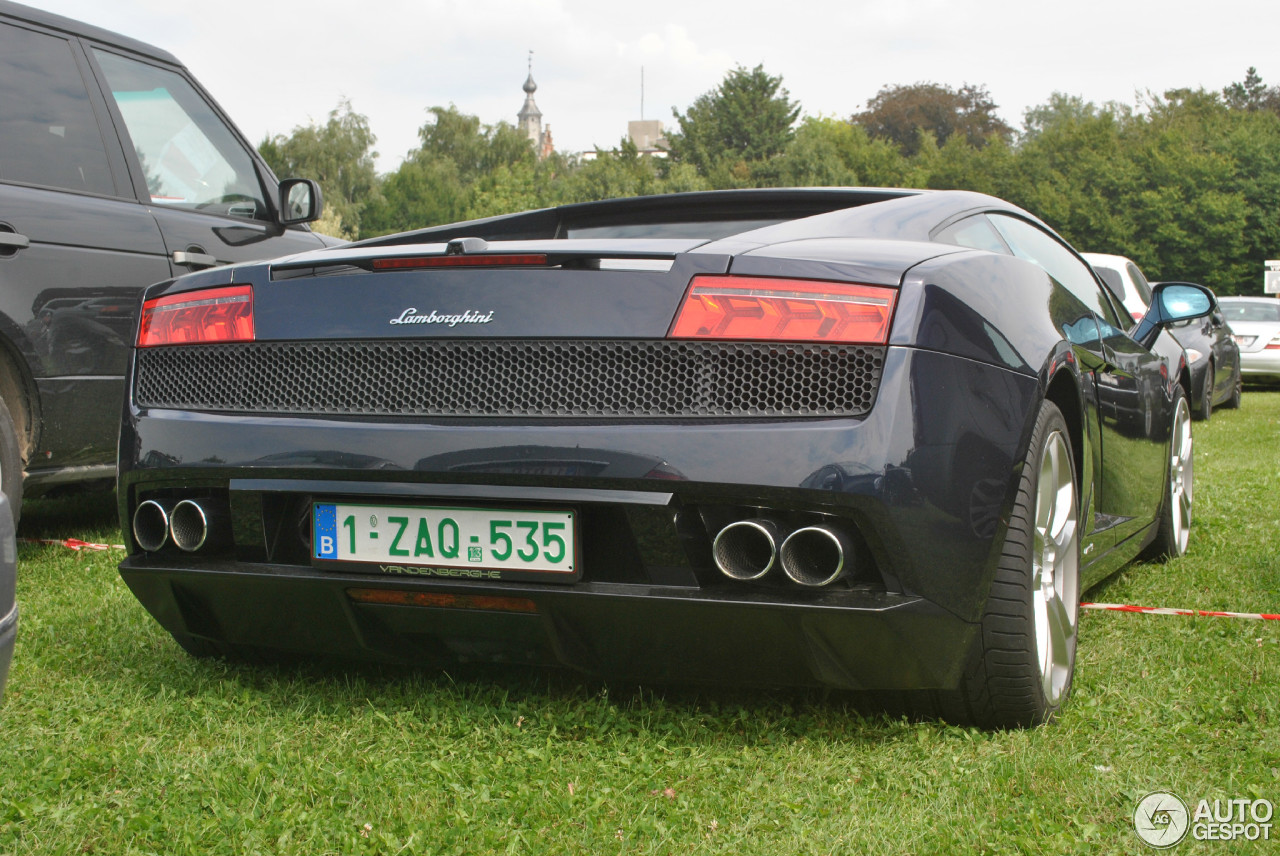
xmin=2 ymin=395 xmax=1279 ymax=855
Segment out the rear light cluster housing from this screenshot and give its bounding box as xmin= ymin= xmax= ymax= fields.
xmin=669 ymin=275 xmax=897 ymax=345
xmin=138 ymin=285 xmax=253 ymax=347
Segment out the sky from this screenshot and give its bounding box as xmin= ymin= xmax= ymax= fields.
xmin=28 ymin=0 xmax=1280 ymax=172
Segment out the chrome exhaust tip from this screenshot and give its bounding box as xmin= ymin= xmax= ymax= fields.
xmin=780 ymin=526 xmax=854 ymax=587
xmin=712 ymin=519 xmax=781 ymax=581
xmin=169 ymin=499 xmax=213 ymax=552
xmin=132 ymin=499 xmax=174 ymax=552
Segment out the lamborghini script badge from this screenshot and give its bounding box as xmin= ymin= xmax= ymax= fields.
xmin=389 ymin=308 xmax=494 ymax=327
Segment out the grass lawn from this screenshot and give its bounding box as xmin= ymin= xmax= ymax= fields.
xmin=1 ymin=393 xmax=1277 ymax=855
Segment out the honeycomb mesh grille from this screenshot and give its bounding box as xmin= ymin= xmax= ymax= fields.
xmin=134 ymin=340 xmax=885 ymax=418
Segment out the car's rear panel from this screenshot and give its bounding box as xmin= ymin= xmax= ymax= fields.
xmin=117 ymin=207 xmax=1045 ymax=691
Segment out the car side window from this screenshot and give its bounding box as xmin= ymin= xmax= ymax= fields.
xmin=988 ymin=214 xmax=1124 ymax=329
xmin=92 ymin=50 xmax=268 ymax=220
xmin=0 ymin=22 xmax=115 ymax=195
xmin=933 ymin=215 xmax=1011 ymax=255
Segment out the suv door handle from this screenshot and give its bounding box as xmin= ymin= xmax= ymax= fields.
xmin=0 ymin=232 xmax=31 ymax=250
xmin=172 ymin=250 xmax=218 ymax=268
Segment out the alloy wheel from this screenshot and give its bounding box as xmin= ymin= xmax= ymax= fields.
xmin=1032 ymin=429 xmax=1079 ymax=705
xmin=1168 ymin=397 xmax=1193 ymax=554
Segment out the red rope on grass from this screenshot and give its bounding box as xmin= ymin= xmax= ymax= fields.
xmin=19 ymin=537 xmax=125 ymax=551
xmin=1082 ymin=602 xmax=1280 ymax=621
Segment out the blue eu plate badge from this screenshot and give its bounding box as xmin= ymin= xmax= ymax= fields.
xmin=313 ymin=503 xmax=338 ymax=559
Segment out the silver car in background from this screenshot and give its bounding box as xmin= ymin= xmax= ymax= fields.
xmin=1221 ymin=297 xmax=1280 ymax=381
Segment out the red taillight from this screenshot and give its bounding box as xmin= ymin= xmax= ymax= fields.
xmin=371 ymin=254 xmax=548 ymax=270
xmin=1131 ymin=309 xmax=1145 ymax=322
xmin=138 ymin=285 xmax=254 ymax=347
xmin=669 ymin=275 xmax=897 ymax=344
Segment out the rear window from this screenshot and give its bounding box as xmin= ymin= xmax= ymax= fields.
xmin=1223 ymin=301 xmax=1280 ymax=323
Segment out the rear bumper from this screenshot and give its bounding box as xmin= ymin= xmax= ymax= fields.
xmin=1240 ymin=350 xmax=1280 ymax=378
xmin=119 ymin=558 xmax=977 ymax=690
xmin=116 ymin=345 xmax=1041 ymax=689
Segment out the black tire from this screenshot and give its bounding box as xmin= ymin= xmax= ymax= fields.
xmin=0 ymin=396 xmax=23 ymax=528
xmin=1194 ymin=364 xmax=1213 ymax=421
xmin=952 ymin=400 xmax=1081 ymax=729
xmin=1143 ymin=386 xmax=1193 ymax=561
xmin=1222 ymin=370 xmax=1242 ymax=409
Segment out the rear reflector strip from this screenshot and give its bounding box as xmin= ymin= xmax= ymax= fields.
xmin=347 ymin=588 xmax=539 ymax=613
xmin=669 ymin=275 xmax=897 ymax=344
xmin=138 ymin=285 xmax=254 ymax=347
xmin=371 ymin=254 xmax=548 ymax=270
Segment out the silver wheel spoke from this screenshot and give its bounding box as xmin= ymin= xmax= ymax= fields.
xmin=1047 ymin=588 xmax=1073 ymax=669
xmin=1033 ymin=428 xmax=1078 ymax=706
xmin=1168 ymin=399 xmax=1193 ymax=555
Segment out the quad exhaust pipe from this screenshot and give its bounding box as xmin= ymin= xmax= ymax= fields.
xmin=132 ymin=498 xmax=228 ymax=553
xmin=779 ymin=526 xmax=855 ymax=587
xmin=713 ymin=518 xmax=858 ymax=587
xmin=132 ymin=498 xmax=175 ymax=552
xmin=712 ymin=519 xmax=781 ymax=581
xmin=169 ymin=499 xmax=218 ymax=552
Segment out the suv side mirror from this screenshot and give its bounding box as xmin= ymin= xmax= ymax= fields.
xmin=278 ymin=178 xmax=323 ymax=226
xmin=1132 ymin=281 xmax=1217 ymax=348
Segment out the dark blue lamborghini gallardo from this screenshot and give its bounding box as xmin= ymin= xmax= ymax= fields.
xmin=116 ymin=188 xmax=1212 ymax=728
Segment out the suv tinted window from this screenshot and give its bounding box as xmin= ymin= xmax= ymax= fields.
xmin=0 ymin=22 xmax=115 ymax=195
xmin=93 ymin=50 xmax=268 ymax=220
xmin=988 ymin=214 xmax=1122 ymax=328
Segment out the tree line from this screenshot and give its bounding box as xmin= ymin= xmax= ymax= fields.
xmin=258 ymin=66 xmax=1280 ymax=295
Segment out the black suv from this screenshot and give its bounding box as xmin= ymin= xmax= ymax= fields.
xmin=0 ymin=1 xmax=330 ymax=519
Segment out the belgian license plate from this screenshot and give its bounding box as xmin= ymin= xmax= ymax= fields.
xmin=312 ymin=502 xmax=577 ymax=581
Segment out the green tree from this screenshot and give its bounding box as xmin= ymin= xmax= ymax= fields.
xmin=1223 ymin=67 xmax=1280 ymax=113
xmin=555 ymin=138 xmax=674 ymax=203
xmin=361 ymin=157 xmax=467 ymax=236
xmin=851 ymin=82 xmax=1013 ymax=156
xmin=361 ymin=106 xmax=543 ymax=235
xmin=414 ymin=105 xmax=535 ymax=180
xmin=764 ymin=117 xmax=910 ymax=188
xmin=258 ymin=99 xmax=378 ymax=239
xmin=1006 ymin=95 xmax=1140 ymax=253
xmin=666 ymin=65 xmax=800 ymax=183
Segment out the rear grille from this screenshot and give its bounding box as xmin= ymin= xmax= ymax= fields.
xmin=134 ymin=339 xmax=885 ymax=418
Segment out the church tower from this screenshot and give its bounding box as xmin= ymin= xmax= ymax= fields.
xmin=517 ymin=53 xmax=553 ymax=159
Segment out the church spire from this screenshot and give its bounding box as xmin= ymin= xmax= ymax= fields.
xmin=517 ymin=50 xmax=552 ymax=159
